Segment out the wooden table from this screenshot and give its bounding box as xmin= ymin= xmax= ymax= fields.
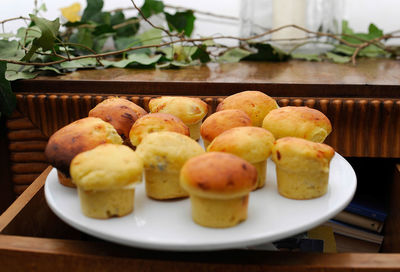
xmin=0 ymin=166 xmax=399 ymax=271
xmin=1 ymin=59 xmax=400 ymax=270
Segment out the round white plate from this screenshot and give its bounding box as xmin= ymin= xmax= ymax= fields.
xmin=45 ymin=153 xmax=356 ymax=251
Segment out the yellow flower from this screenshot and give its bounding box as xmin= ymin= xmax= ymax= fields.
xmin=60 ymin=2 xmax=81 ymax=23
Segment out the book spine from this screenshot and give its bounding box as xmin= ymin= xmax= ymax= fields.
xmin=345 ymin=203 xmax=387 ymax=222
xmin=334 ymin=211 xmax=384 ymax=233
xmin=323 ymin=220 xmax=384 ymax=244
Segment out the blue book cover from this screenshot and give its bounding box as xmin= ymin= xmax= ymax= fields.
xmin=345 ymin=196 xmax=387 ymax=222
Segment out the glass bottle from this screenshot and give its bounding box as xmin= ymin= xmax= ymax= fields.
xmin=240 ymin=0 xmax=344 ymax=53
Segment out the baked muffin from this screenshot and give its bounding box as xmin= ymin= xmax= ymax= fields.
xmin=180 ymin=152 xmax=257 ymax=228
xmin=129 ymin=113 xmax=189 ymax=147
xmin=148 ymin=96 xmax=208 ymax=140
xmin=136 ymin=131 xmax=205 ymax=200
xmin=45 ymin=117 xmax=123 ymax=187
xmin=207 ymin=127 xmax=275 ymax=189
xmin=216 ymin=91 xmax=278 ymax=127
xmin=262 ymin=106 xmax=332 ymax=143
xmin=89 ymin=97 xmax=147 ymax=144
xmin=70 ymin=144 xmax=143 ymax=219
xmin=271 ymin=137 xmax=335 ymax=200
xmin=200 ymin=109 xmax=252 ymax=149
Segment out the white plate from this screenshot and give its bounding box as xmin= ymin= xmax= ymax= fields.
xmin=45 ymin=152 xmax=356 ymax=251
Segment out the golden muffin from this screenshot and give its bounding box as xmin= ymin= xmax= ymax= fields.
xmin=207 ymin=127 xmax=275 ymax=189
xmin=45 ymin=117 xmax=123 ymax=187
xmin=70 ymin=144 xmax=143 ymax=219
xmin=180 ymin=152 xmax=257 ymax=228
xmin=89 ymin=97 xmax=147 ymax=144
xmin=262 ymin=106 xmax=332 ymax=143
xmin=216 ymin=91 xmax=278 ymax=127
xmin=200 ymin=109 xmax=252 ymax=149
xmin=136 ymin=131 xmax=205 ymax=200
xmin=148 ymin=96 xmax=208 ymax=140
xmin=271 ymin=137 xmax=335 ymax=200
xmin=129 ymin=113 xmax=189 ymax=147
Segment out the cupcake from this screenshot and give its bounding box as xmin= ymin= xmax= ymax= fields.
xmin=207 ymin=127 xmax=275 ymax=189
xmin=262 ymin=106 xmax=332 ymax=143
xmin=200 ymin=109 xmax=252 ymax=149
xmin=89 ymin=97 xmax=147 ymax=144
xmin=136 ymin=131 xmax=204 ymax=200
xmin=70 ymin=144 xmax=143 ymax=219
xmin=45 ymin=117 xmax=123 ymax=187
xmin=180 ymin=152 xmax=257 ymax=228
xmin=129 ymin=113 xmax=189 ymax=147
xmin=271 ymin=137 xmax=335 ymax=200
xmin=148 ymin=96 xmax=208 ymax=140
xmin=216 ymin=91 xmax=278 ymax=127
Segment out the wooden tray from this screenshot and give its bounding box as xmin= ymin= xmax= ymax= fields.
xmin=1 ymin=167 xmax=400 ymax=271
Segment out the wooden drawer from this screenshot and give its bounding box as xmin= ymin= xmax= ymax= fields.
xmin=0 ymin=166 xmax=399 ymax=271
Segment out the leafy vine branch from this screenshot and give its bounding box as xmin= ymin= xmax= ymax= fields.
xmin=0 ymin=22 xmax=397 ymax=67
xmin=0 ymin=0 xmax=399 ymax=117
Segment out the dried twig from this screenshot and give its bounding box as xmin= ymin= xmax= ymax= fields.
xmin=0 ymin=16 xmax=30 ymax=25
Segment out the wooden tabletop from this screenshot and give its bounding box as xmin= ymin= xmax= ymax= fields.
xmin=1 ymin=167 xmax=400 ymax=271
xmin=12 ymin=59 xmax=400 ymax=98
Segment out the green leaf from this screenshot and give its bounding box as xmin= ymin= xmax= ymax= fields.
xmin=60 ymin=58 xmax=98 ymax=69
xmin=90 ymin=12 xmax=111 ymax=25
xmin=37 ymin=3 xmax=47 ymax=12
xmin=70 ymin=28 xmax=94 ymax=49
xmin=114 ymin=36 xmax=141 ymax=51
xmin=291 ymin=53 xmax=321 ymax=62
xmin=16 ymin=26 xmax=42 ymax=46
xmin=93 ymin=24 xmax=115 ymax=36
xmin=111 ymin=11 xmax=125 ymax=26
xmin=325 ymin=52 xmax=351 ymax=63
xmin=5 ymin=63 xmax=37 ymax=81
xmin=191 ymin=45 xmax=211 ymax=63
xmin=63 ymin=21 xmax=90 ymax=27
xmin=82 ymin=0 xmax=104 ymax=22
xmin=165 ymin=10 xmax=195 ymax=37
xmin=137 ymin=28 xmax=162 ymax=46
xmin=333 ymin=44 xmax=355 ymax=55
xmin=23 ymin=15 xmax=60 ymax=61
xmin=218 ymin=48 xmax=251 ymax=63
xmin=102 ymin=54 xmax=162 ymax=68
xmin=0 ymin=61 xmax=16 ymax=116
xmin=0 ymin=33 xmax=15 ymax=39
xmin=158 ymin=47 xmax=173 ymax=60
xmin=368 ymin=23 xmax=383 ymax=39
xmin=0 ymin=40 xmax=25 ymax=60
xmin=243 ymin=43 xmax=289 ymax=62
xmin=38 ymin=66 xmax=65 ymax=74
xmin=140 ymin=0 xmax=165 ymax=18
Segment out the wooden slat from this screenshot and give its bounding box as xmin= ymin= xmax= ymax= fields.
xmin=6 ymin=118 xmax=36 ymax=130
xmin=12 ymin=174 xmax=43 ymax=185
xmin=7 ymin=130 xmax=47 ymax=141
xmin=8 ymin=141 xmax=47 ymax=152
xmin=11 ymin=163 xmax=48 ymax=174
xmin=0 ymin=234 xmax=400 ymax=271
xmin=10 ymin=152 xmax=47 ymax=162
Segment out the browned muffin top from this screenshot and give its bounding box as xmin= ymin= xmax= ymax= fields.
xmin=180 ymin=152 xmax=257 ymax=199
xmin=45 ymin=117 xmax=122 ymax=176
xmin=216 ymin=91 xmax=278 ymax=127
xmin=200 ymin=109 xmax=252 ymax=143
xmin=89 ymin=97 xmax=147 ymax=141
xmin=129 ymin=113 xmax=189 ymax=146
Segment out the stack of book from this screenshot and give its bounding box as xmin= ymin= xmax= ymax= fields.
xmin=323 ymin=194 xmax=387 ymax=253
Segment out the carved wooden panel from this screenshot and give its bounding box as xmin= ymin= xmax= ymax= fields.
xmin=6 ymin=93 xmax=400 ymax=194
